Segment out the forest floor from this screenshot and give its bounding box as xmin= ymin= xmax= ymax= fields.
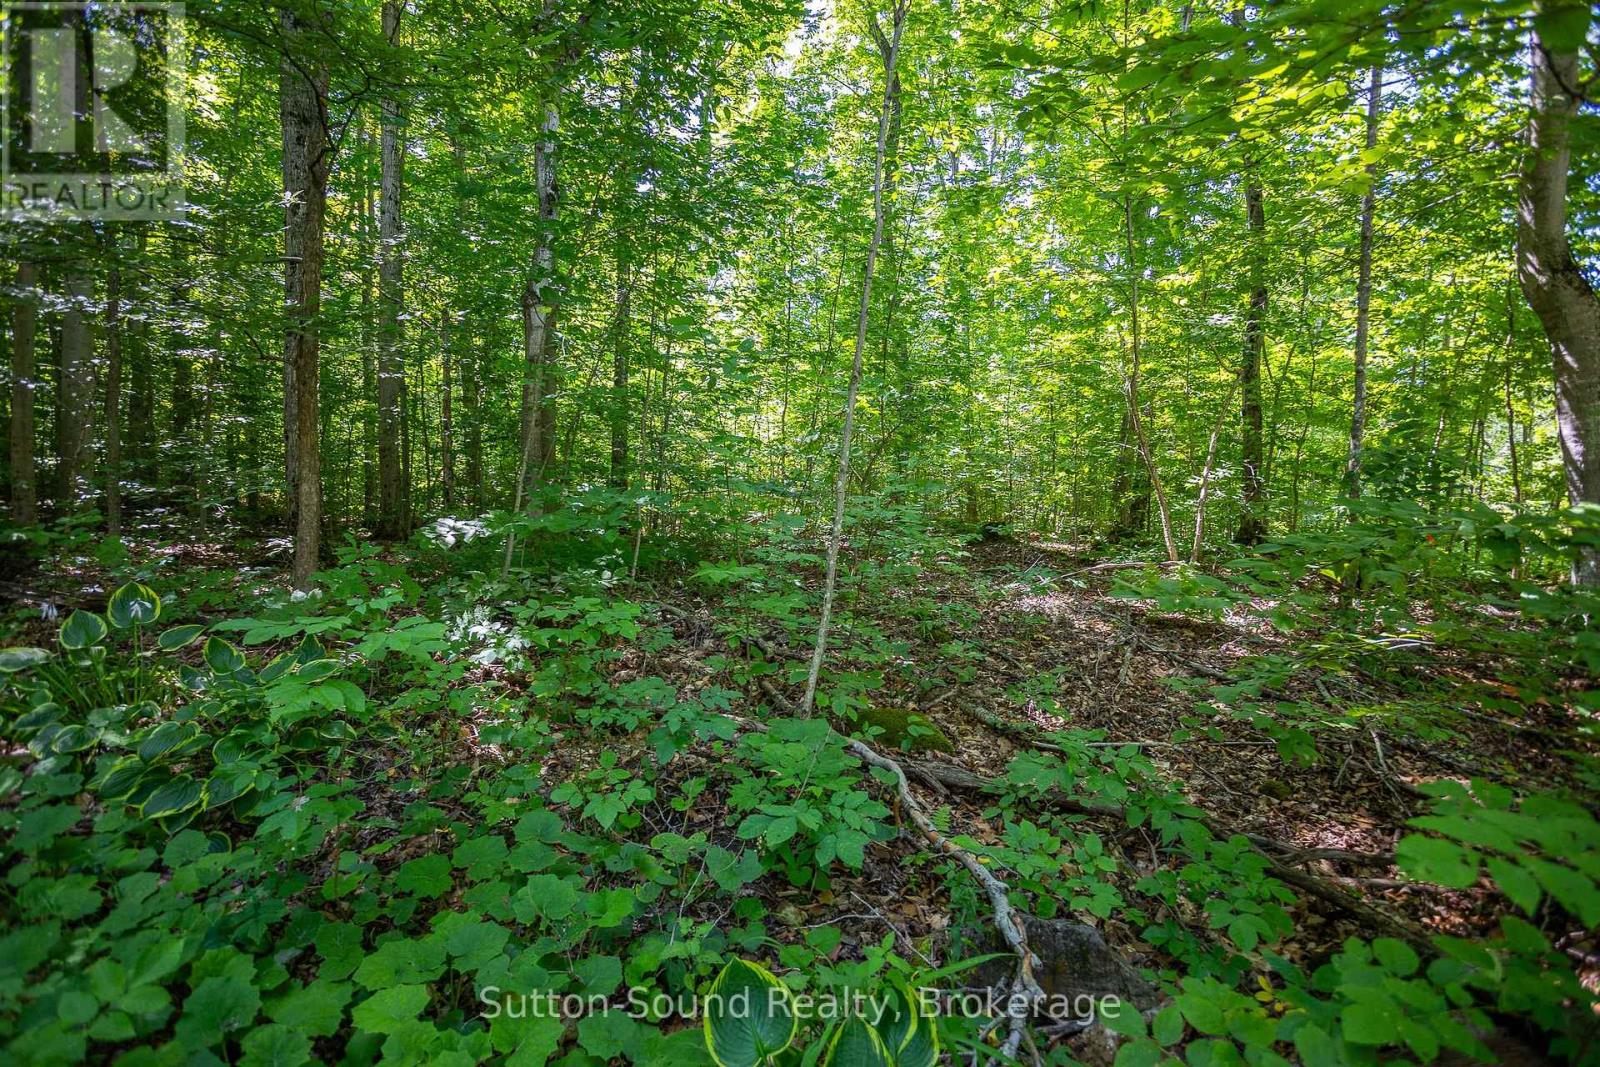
xmin=6 ymin=525 xmax=1597 ymax=1063
xmin=635 ymin=538 xmax=1588 ymax=957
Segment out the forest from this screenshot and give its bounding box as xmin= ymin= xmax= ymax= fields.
xmin=1 ymin=0 xmax=1599 ymax=1063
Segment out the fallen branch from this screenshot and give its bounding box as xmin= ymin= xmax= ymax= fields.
xmin=905 ymin=757 xmax=1434 ymax=954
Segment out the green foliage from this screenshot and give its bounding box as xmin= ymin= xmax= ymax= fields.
xmin=728 ymin=718 xmax=893 ymax=886
xmin=701 ymin=958 xmax=797 ymax=1067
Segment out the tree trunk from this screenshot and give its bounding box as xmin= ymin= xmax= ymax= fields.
xmin=1515 ymin=2 xmax=1600 ymax=585
xmin=58 ymin=270 xmax=93 ymax=513
xmin=10 ymin=262 xmax=38 ymax=524
xmin=1236 ymin=179 xmax=1268 ymax=543
xmin=360 ymin=121 xmax=377 ymax=527
xmin=466 ymin=334 xmax=483 ymax=507
xmin=505 ymin=97 xmax=561 ymax=575
xmin=441 ymin=316 xmax=455 ymax=507
xmin=1122 ymin=195 xmax=1179 ymax=563
xmin=1344 ymin=64 xmax=1382 ymax=499
xmin=104 ymin=256 xmax=123 ymax=535
xmin=281 ymin=8 xmax=331 ymax=589
xmin=376 ymin=0 xmax=407 ymax=538
xmin=799 ymin=0 xmax=908 ymax=718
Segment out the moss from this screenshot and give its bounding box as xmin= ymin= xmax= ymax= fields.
xmin=847 ymin=706 xmax=955 ymax=753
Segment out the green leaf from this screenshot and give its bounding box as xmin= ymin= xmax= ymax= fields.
xmin=353 ymin=937 xmax=446 ymax=988
xmin=1395 ymin=834 xmax=1480 ymax=888
xmin=516 ymin=874 xmax=580 ymax=924
xmin=240 ymin=1023 xmax=313 ymax=1067
xmin=1152 ymin=1002 xmax=1184 ymax=1046
xmin=1341 ymin=1001 xmax=1400 ymax=1046
xmin=140 ymin=775 xmax=204 ymax=818
xmin=395 ymin=853 xmax=453 ymax=898
xmin=703 ymin=958 xmax=797 ymax=1067
xmin=824 ymin=1017 xmax=891 ymax=1067
xmin=157 ymin=624 xmax=206 ymax=650
xmin=351 ymin=984 xmax=429 ymax=1035
xmin=138 ymin=721 xmax=200 ymax=763
xmin=108 ymin=582 xmax=162 ymax=628
xmin=0 ymin=646 xmax=51 ymax=671
xmin=1175 ymin=991 xmax=1225 ymax=1036
xmin=1535 ymin=3 xmax=1593 ymax=52
xmin=266 ymin=980 xmax=351 ymax=1037
xmin=574 ymin=954 xmax=623 ymax=996
xmin=204 ymin=636 xmax=247 ymax=674
xmin=1485 ymin=856 xmax=1542 ymax=914
xmin=178 ymin=975 xmax=261 ymax=1046
xmin=60 ymin=611 xmax=108 ymax=650
xmin=1372 ymin=938 xmax=1419 ymax=977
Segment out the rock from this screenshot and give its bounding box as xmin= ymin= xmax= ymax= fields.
xmin=848 ymin=706 xmax=955 ymax=753
xmin=969 ymin=917 xmax=1160 ymax=1016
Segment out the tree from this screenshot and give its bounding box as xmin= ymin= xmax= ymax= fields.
xmin=1515 ymin=0 xmax=1599 ymax=585
xmin=9 ymin=262 xmax=38 ymax=525
xmin=58 ymin=268 xmax=93 ymax=513
xmin=377 ymin=0 xmax=408 ymax=539
xmin=104 ymin=253 xmax=124 ymax=535
xmin=800 ymin=0 xmax=909 ymax=718
xmin=280 ymin=6 xmax=332 ymax=588
xmin=1344 ymin=64 xmax=1382 ymax=500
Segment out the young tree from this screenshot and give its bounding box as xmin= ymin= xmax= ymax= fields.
xmin=800 ymin=0 xmax=909 ymax=717
xmin=1344 ymin=64 xmax=1382 ymax=499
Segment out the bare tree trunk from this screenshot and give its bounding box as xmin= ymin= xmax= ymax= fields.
xmin=504 ymin=97 xmax=560 ymax=575
xmin=58 ymin=270 xmax=93 ymax=513
xmin=1122 ymin=195 xmax=1179 ymax=563
xmin=1344 ymin=64 xmax=1382 ymax=499
xmin=104 ymin=256 xmax=123 ymax=535
xmin=466 ymin=335 xmax=483 ymax=506
xmin=281 ymin=8 xmax=331 ymax=589
xmin=1236 ymin=180 xmax=1268 ymax=543
xmin=376 ymin=0 xmax=407 ymax=538
xmin=10 ymin=262 xmax=38 ymax=524
xmin=1515 ymin=3 xmax=1600 ymax=585
xmin=799 ymin=0 xmax=908 ymax=718
xmin=360 ymin=122 xmax=377 ymax=526
xmin=1192 ymin=386 xmax=1235 ymax=562
xmin=441 ymin=316 xmax=455 ymax=507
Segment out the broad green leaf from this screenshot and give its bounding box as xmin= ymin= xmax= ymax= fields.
xmin=107 ymin=582 xmax=162 ymax=628
xmin=60 ymin=610 xmax=108 ymax=650
xmin=703 ymin=958 xmax=797 ymax=1067
xmin=351 ymin=984 xmax=429 ymax=1035
xmin=157 ymin=624 xmax=206 ymax=650
xmin=204 ymin=636 xmax=247 ymax=674
xmin=823 ymin=1017 xmax=891 ymax=1067
xmin=1395 ymin=835 xmax=1480 ymax=888
xmin=0 ymin=646 xmax=50 ymax=671
xmin=140 ymin=775 xmax=204 ymax=818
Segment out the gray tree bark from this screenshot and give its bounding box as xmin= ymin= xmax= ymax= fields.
xmin=1515 ymin=3 xmax=1600 ymax=585
xmin=10 ymin=262 xmax=38 ymax=524
xmin=58 ymin=270 xmax=93 ymax=513
xmin=104 ymin=255 xmax=123 ymax=535
xmin=377 ymin=0 xmax=407 ymax=538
